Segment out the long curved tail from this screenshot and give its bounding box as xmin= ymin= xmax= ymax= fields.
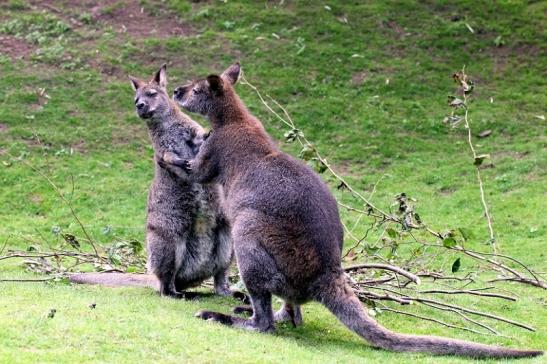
xmin=69 ymin=272 xmax=159 ymax=291
xmin=319 ymin=275 xmax=543 ymax=358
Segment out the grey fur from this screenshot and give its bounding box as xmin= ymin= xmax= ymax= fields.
xmin=134 ymin=64 xmax=233 ymax=297
xmin=170 ymin=63 xmax=543 ymax=358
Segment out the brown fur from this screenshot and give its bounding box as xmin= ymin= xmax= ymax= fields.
xmin=169 ymin=63 xmax=543 ymax=358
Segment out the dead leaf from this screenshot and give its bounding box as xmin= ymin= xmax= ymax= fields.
xmin=478 ymin=130 xmax=492 ymax=138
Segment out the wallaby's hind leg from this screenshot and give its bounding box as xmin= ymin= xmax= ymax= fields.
xmin=196 ymin=291 xmax=275 ymax=332
xmin=233 ymin=302 xmax=303 ymax=327
xmin=213 ymin=268 xmax=251 ymax=302
xmin=196 ymin=230 xmax=277 ymax=332
xmin=147 ymin=228 xmax=185 ymax=298
xmin=274 ymin=302 xmax=303 ymax=327
xmin=213 ymin=268 xmax=232 ymax=296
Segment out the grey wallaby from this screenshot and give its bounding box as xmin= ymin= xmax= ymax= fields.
xmin=70 ymin=65 xmax=235 ymax=299
xmin=167 ymin=62 xmax=543 ymax=358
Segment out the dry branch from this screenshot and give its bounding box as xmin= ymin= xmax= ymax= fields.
xmin=345 ymin=263 xmax=421 ymax=285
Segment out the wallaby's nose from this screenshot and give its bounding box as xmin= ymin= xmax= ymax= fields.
xmin=174 ymin=86 xmax=186 ymax=99
xmin=136 ymin=101 xmax=146 ymax=110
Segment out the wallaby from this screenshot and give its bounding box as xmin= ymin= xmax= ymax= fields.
xmin=70 ymin=65 xmax=235 ymax=299
xmin=167 ymin=62 xmax=543 ymax=358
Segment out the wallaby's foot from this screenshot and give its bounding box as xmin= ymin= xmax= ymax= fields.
xmin=177 ymin=291 xmax=203 ymax=300
xmin=233 ymin=303 xmax=303 ymax=327
xmin=232 ymin=290 xmax=251 ymax=304
xmin=233 ymin=305 xmax=253 ymax=315
xmin=197 ymin=292 xmax=275 ymax=332
xmin=214 ymin=286 xmax=232 ymax=296
xmin=162 ymin=290 xmax=213 ymax=301
xmin=195 ymin=310 xmax=274 ymax=333
xmin=160 ymin=281 xmax=180 ymax=298
xmin=213 ymin=271 xmax=231 ymax=296
xmin=274 ymin=303 xmax=303 ymax=327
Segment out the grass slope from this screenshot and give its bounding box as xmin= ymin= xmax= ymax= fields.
xmin=0 ymin=1 xmax=545 ymax=363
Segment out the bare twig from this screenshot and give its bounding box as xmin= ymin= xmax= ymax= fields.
xmin=416 ymin=297 xmax=535 ymax=331
xmin=452 ymin=68 xmax=496 ymax=253
xmin=418 ymin=289 xmax=516 ymax=301
xmin=0 ymin=277 xmax=55 ymax=282
xmin=419 ymin=301 xmax=500 ymax=335
xmin=345 ymin=263 xmax=421 ymax=285
xmin=0 ymin=237 xmax=9 ymax=256
xmin=488 ymin=277 xmax=547 ymax=289
xmin=2 ymin=151 xmax=101 ymax=257
xmin=379 ymin=305 xmax=490 ymax=336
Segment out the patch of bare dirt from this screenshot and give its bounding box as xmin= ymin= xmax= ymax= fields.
xmin=0 ymin=123 xmax=8 ymax=133
xmin=70 ymin=139 xmax=87 ymax=154
xmin=0 ymin=36 xmax=34 ymax=60
xmin=380 ymin=20 xmax=407 ymax=40
xmin=494 ymin=150 xmax=530 ymax=160
xmin=489 ymin=44 xmax=542 ymax=73
xmin=76 ymin=0 xmax=191 ymax=38
xmin=438 ymin=186 xmax=456 ymax=195
xmin=29 ymin=193 xmax=43 ymax=204
xmin=351 ymin=70 xmax=369 ymax=86
xmin=29 ymin=0 xmax=192 ymax=37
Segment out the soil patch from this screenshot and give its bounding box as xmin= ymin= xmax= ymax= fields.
xmin=29 ymin=0 xmax=191 ymax=38
xmin=0 ymin=36 xmax=34 ymax=60
xmin=73 ymin=0 xmax=191 ymax=38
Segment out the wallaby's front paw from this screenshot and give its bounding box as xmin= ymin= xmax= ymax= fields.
xmin=157 ymin=155 xmax=168 ymax=169
xmin=178 ymin=159 xmax=192 ymax=172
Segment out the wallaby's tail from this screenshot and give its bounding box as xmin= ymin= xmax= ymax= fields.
xmin=69 ymin=272 xmax=159 ymax=291
xmin=319 ymin=274 xmax=542 ymax=358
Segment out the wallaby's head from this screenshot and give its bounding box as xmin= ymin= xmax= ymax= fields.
xmin=173 ymin=62 xmax=241 ymax=116
xmin=129 ymin=64 xmax=172 ymax=119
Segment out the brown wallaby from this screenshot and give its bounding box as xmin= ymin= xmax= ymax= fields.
xmin=70 ymin=65 xmax=235 ymax=299
xmin=167 ymin=62 xmax=543 ymax=358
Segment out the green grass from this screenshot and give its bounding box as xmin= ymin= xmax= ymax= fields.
xmin=0 ymin=0 xmax=545 ymax=363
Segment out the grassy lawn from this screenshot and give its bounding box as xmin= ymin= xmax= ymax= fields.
xmin=0 ymin=1 xmax=545 ymax=363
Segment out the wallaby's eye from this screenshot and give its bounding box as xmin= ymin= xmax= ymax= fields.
xmin=146 ymin=90 xmax=158 ymax=97
xmin=192 ymin=88 xmax=201 ymax=95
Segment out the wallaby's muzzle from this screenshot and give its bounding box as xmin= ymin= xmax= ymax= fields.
xmin=135 ymin=99 xmax=152 ymax=118
xmin=173 ymin=87 xmax=183 ymax=100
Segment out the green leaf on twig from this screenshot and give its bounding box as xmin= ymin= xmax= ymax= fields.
xmin=443 ymin=237 xmax=457 ymax=248
xmin=386 ymin=228 xmax=399 ymax=239
xmin=451 ymin=258 xmax=461 ymax=273
xmin=299 ymin=144 xmax=315 ymax=161
xmin=458 ymin=227 xmax=474 ymax=241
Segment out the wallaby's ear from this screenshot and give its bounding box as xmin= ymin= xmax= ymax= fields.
xmin=221 ymin=62 xmax=241 ymax=85
xmin=153 ymin=63 xmax=167 ymax=89
xmin=129 ymin=76 xmax=146 ymax=91
xmin=207 ymin=75 xmax=224 ymax=95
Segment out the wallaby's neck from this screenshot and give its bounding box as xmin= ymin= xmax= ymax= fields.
xmin=147 ymin=101 xmax=184 ymax=140
xmin=208 ymin=91 xmax=252 ymax=129
xmin=209 ymin=90 xmax=274 ymax=149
